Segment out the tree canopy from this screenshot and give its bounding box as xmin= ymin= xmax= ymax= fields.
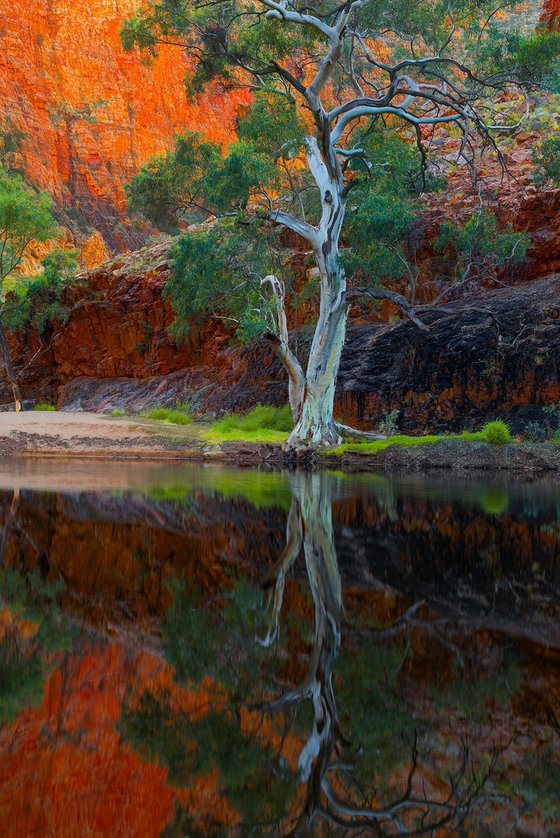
xmin=0 ymin=167 xmax=56 ymax=287
xmin=122 ymin=0 xmax=545 ymax=446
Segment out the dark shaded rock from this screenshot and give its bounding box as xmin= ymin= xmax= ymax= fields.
xmin=378 ymin=439 xmax=560 ymax=473
xmin=334 ymin=276 xmax=560 ymax=433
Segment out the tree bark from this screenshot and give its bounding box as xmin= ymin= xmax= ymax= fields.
xmin=282 ymin=134 xmax=348 ymax=448
xmin=264 ymin=332 xmax=305 ymax=423
xmin=0 ymin=317 xmax=22 ymax=411
xmin=286 ymin=304 xmax=348 ymax=447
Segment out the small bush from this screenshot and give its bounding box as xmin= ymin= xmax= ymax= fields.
xmin=144 ymin=405 xmax=192 ymax=425
xmin=111 ymin=408 xmax=125 ymax=417
xmin=481 ymin=420 xmax=511 ymax=445
xmin=377 ymin=409 xmax=399 ymax=436
xmin=524 ymin=421 xmax=546 ymax=442
xmin=213 ymin=404 xmax=293 ymax=434
xmin=543 ymin=404 xmax=560 ymax=439
xmin=34 ymin=403 xmax=56 ymax=411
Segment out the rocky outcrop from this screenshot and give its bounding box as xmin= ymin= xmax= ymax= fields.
xmin=4 ymin=241 xmax=560 ymax=432
xmin=335 ymin=276 xmax=560 ymax=433
xmin=3 ymin=240 xmax=287 ymax=411
xmin=58 ymin=273 xmax=560 ymax=434
xmin=0 ymin=0 xmax=249 ymax=254
xmin=5 ymin=241 xmax=230 ymax=406
xmin=541 ymin=0 xmax=560 ymax=25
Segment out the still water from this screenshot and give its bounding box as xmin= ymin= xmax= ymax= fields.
xmin=0 ymin=459 xmax=558 ymax=836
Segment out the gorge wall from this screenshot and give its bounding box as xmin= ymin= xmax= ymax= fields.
xmin=0 ymin=0 xmax=248 ymax=258
xmin=4 ymin=237 xmax=560 ymax=434
xmin=2 ymin=3 xmax=560 ymax=430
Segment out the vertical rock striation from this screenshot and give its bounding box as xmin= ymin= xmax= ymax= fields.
xmin=0 ymin=0 xmax=249 ymax=254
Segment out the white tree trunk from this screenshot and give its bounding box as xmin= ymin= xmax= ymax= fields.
xmin=286 ymin=304 xmax=347 ymax=447
xmin=266 ymin=133 xmax=349 ymax=448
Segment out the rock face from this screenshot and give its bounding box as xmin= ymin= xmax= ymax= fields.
xmin=335 ymin=276 xmax=560 ymax=433
xmin=0 ymin=0 xmax=248 ymax=253
xmin=541 ymin=0 xmax=560 ymax=25
xmin=5 ymin=240 xmax=560 ymax=433
xmin=4 ymin=241 xmax=288 ymax=412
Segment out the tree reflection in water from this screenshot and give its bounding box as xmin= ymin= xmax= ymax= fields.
xmin=122 ymin=472 xmax=512 ymax=835
xmin=257 ymin=472 xmax=490 ymax=835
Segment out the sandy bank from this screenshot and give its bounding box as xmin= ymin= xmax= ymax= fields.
xmin=0 ymin=411 xmax=206 ymax=459
xmin=2 ymin=413 xmax=560 ymax=474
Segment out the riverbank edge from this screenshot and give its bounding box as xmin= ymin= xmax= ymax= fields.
xmin=4 ymin=431 xmax=560 ymax=474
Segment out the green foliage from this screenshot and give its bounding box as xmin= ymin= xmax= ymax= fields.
xmin=481 ymin=420 xmax=511 ymax=445
xmin=120 ymin=574 xmax=294 ymax=829
xmin=127 ymin=130 xmax=277 ymax=232
xmin=197 ymin=468 xmax=292 ymax=508
xmin=143 ymin=403 xmax=192 ymax=425
xmin=127 ymin=132 xmax=221 ymax=232
xmin=213 ymin=404 xmax=292 ymax=433
xmin=376 ymin=408 xmax=400 ymax=436
xmin=0 ymin=633 xmax=44 ymax=721
xmin=162 ymin=579 xmax=218 ymax=684
xmin=335 ymin=638 xmax=424 ymax=784
xmin=434 ymin=210 xmax=527 ymax=278
xmin=520 ymin=751 xmax=560 ymax=817
xmin=332 ymin=423 xmax=516 ymax=454
xmin=523 ymin=420 xmax=546 ymax=443
xmin=478 ymin=487 xmax=509 ymax=516
xmin=162 ymin=576 xmax=269 ymax=689
xmin=429 ymin=653 xmax=521 ymax=722
xmin=206 ymin=404 xmax=293 ymax=444
xmin=238 ymin=91 xmax=305 ymax=161
xmin=33 ymin=402 xmax=56 ymax=411
xmin=121 ymin=687 xmax=295 ymax=831
xmin=164 ymin=130 xmax=440 ymax=339
xmin=168 ymin=217 xmax=283 ymax=342
xmin=111 ymin=408 xmax=125 ymax=416
xmin=121 ymin=0 xmax=532 ymax=360
xmin=0 ymin=117 xmax=26 ymax=175
xmin=331 ymin=434 xmax=441 ymax=454
xmin=479 ymin=27 xmax=560 ymax=91
xmin=0 ymin=166 xmax=57 ymax=285
xmin=534 ymin=137 xmax=560 ymax=186
xmin=4 ymin=247 xmax=78 ymax=334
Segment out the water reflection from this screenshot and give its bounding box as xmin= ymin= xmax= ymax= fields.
xmin=0 ymin=461 xmax=558 ymax=835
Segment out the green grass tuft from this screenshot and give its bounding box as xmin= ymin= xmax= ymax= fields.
xmin=111 ymin=408 xmax=125 ymax=417
xmin=480 ymin=419 xmax=511 ymax=445
xmin=332 ymin=424 xmax=514 ymax=454
xmin=34 ymin=403 xmax=56 ymax=411
xmin=214 ymin=404 xmax=293 ymax=433
xmin=331 ymin=434 xmax=441 ymax=454
xmin=143 ymin=404 xmax=192 ymax=426
xmin=205 ymin=404 xmax=292 ymax=443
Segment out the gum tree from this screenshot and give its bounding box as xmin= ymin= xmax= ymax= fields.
xmin=123 ymin=0 xmax=525 ymax=448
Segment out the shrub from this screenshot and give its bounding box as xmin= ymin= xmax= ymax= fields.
xmin=543 ymin=404 xmax=560 ymax=439
xmin=481 ymin=420 xmax=511 ymax=445
xmin=34 ymin=403 xmax=56 ymax=411
xmin=144 ymin=405 xmax=192 ymax=425
xmin=524 ymin=421 xmax=546 ymax=442
xmin=377 ymin=409 xmax=399 ymax=436
xmin=111 ymin=408 xmax=125 ymax=417
xmin=213 ymin=404 xmax=293 ymax=434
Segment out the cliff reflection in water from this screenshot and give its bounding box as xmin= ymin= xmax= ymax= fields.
xmin=0 ymin=461 xmax=558 ymax=835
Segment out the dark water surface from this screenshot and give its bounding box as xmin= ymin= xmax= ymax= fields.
xmin=0 ymin=459 xmax=558 ymax=836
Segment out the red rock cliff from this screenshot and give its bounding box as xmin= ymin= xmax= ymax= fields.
xmin=0 ymin=0 xmax=249 ymax=255
xmin=541 ymin=0 xmax=560 ymax=24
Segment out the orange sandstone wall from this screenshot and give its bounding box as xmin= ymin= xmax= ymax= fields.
xmin=541 ymin=0 xmax=560 ymax=24
xmin=0 ymin=0 xmax=249 ymax=254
